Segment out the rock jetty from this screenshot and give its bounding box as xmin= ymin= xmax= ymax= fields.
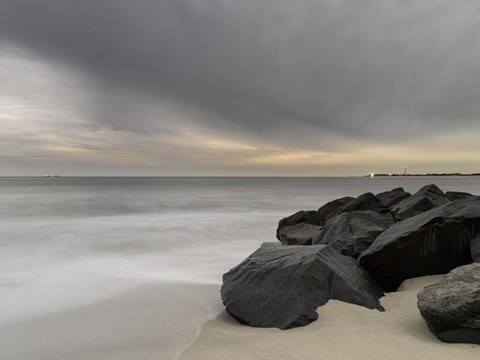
xmin=221 ymin=184 xmax=480 ymax=345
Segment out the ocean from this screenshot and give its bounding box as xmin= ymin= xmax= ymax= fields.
xmin=1 ymin=176 xmax=479 ymax=358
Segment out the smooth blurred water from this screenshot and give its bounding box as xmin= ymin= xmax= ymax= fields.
xmin=1 ymin=176 xmax=480 ymax=325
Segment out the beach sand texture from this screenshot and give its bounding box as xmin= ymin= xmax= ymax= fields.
xmin=0 ymin=282 xmax=221 ymax=360
xmin=181 ymin=275 xmax=479 ymax=360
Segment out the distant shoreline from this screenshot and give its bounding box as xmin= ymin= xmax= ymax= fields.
xmin=367 ymin=173 xmax=480 ymax=177
xmin=1 ymin=174 xmax=480 ymax=179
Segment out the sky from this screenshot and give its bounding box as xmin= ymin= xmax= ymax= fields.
xmin=1 ymin=0 xmax=480 ymax=176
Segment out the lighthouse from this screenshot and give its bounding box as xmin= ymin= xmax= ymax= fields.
xmin=404 ymin=167 xmax=407 ymax=176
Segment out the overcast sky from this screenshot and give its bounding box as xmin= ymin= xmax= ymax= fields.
xmin=1 ymin=0 xmax=480 ymax=176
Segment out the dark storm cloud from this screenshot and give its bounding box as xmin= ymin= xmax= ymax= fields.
xmin=1 ymin=0 xmax=480 ymax=143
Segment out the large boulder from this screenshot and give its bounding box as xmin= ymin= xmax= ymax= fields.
xmin=222 ymin=244 xmax=384 ymax=329
xmin=313 ymin=210 xmax=394 ymax=258
xmin=417 ymin=263 xmax=480 ymax=344
xmin=445 ymin=191 xmax=475 ymax=201
xmin=278 ymin=223 xmax=323 ymax=245
xmin=276 ymin=210 xmax=322 ymax=240
xmin=317 ymin=196 xmax=354 ymax=225
xmin=359 ymin=197 xmax=480 ymax=292
xmin=376 ymin=187 xmax=411 ymax=208
xmin=391 ymin=184 xmax=450 ymax=221
xmin=326 ymin=192 xmax=389 ymax=222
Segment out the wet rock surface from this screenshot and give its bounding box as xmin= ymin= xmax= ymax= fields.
xmin=359 ymin=197 xmax=480 ymax=291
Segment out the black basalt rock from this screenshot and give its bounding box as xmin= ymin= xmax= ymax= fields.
xmin=359 ymin=197 xmax=480 ymax=292
xmin=317 ymin=196 xmax=354 ymax=225
xmin=276 ymin=210 xmax=323 ymax=240
xmin=445 ymin=191 xmax=475 ymax=201
xmin=326 ymin=192 xmax=390 ymax=222
xmin=471 ymin=233 xmax=480 ymax=262
xmin=376 ymin=187 xmax=411 ymax=208
xmin=221 ymin=244 xmax=384 ymax=330
xmin=277 ymin=223 xmax=323 ymax=245
xmin=313 ymin=210 xmax=394 ymax=258
xmin=391 ymin=184 xmax=450 ymax=222
xmin=418 ymin=263 xmax=480 ymax=344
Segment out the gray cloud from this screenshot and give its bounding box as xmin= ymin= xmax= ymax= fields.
xmin=1 ymin=0 xmax=480 ymax=175
xmin=1 ymin=0 xmax=480 ymax=142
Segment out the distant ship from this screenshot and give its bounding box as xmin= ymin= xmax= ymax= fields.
xmin=46 ymin=175 xmax=60 ymax=178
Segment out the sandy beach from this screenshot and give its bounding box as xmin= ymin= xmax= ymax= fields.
xmin=181 ymin=275 xmax=479 ymax=360
xmin=0 ymin=282 xmax=221 ymax=360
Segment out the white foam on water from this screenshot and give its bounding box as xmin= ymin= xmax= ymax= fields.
xmin=0 ymin=210 xmax=280 ymax=325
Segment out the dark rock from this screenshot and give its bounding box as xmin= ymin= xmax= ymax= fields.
xmin=313 ymin=210 xmax=394 ymax=258
xmin=376 ymin=187 xmax=411 ymax=208
xmin=391 ymin=184 xmax=450 ymax=221
xmin=317 ymin=196 xmax=354 ymax=225
xmin=222 ymin=244 xmax=384 ymax=329
xmin=261 ymin=242 xmax=282 ymax=248
xmin=276 ymin=210 xmax=322 ymax=240
xmin=278 ymin=223 xmax=323 ymax=245
xmin=417 ymin=263 xmax=480 ymax=344
xmin=326 ymin=192 xmax=389 ymax=222
xmin=445 ymin=191 xmax=475 ymax=201
xmin=359 ymin=198 xmax=480 ymax=291
xmin=471 ymin=234 xmax=480 ymax=262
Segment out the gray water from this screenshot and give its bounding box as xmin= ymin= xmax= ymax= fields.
xmin=1 ymin=176 xmax=480 ymax=326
